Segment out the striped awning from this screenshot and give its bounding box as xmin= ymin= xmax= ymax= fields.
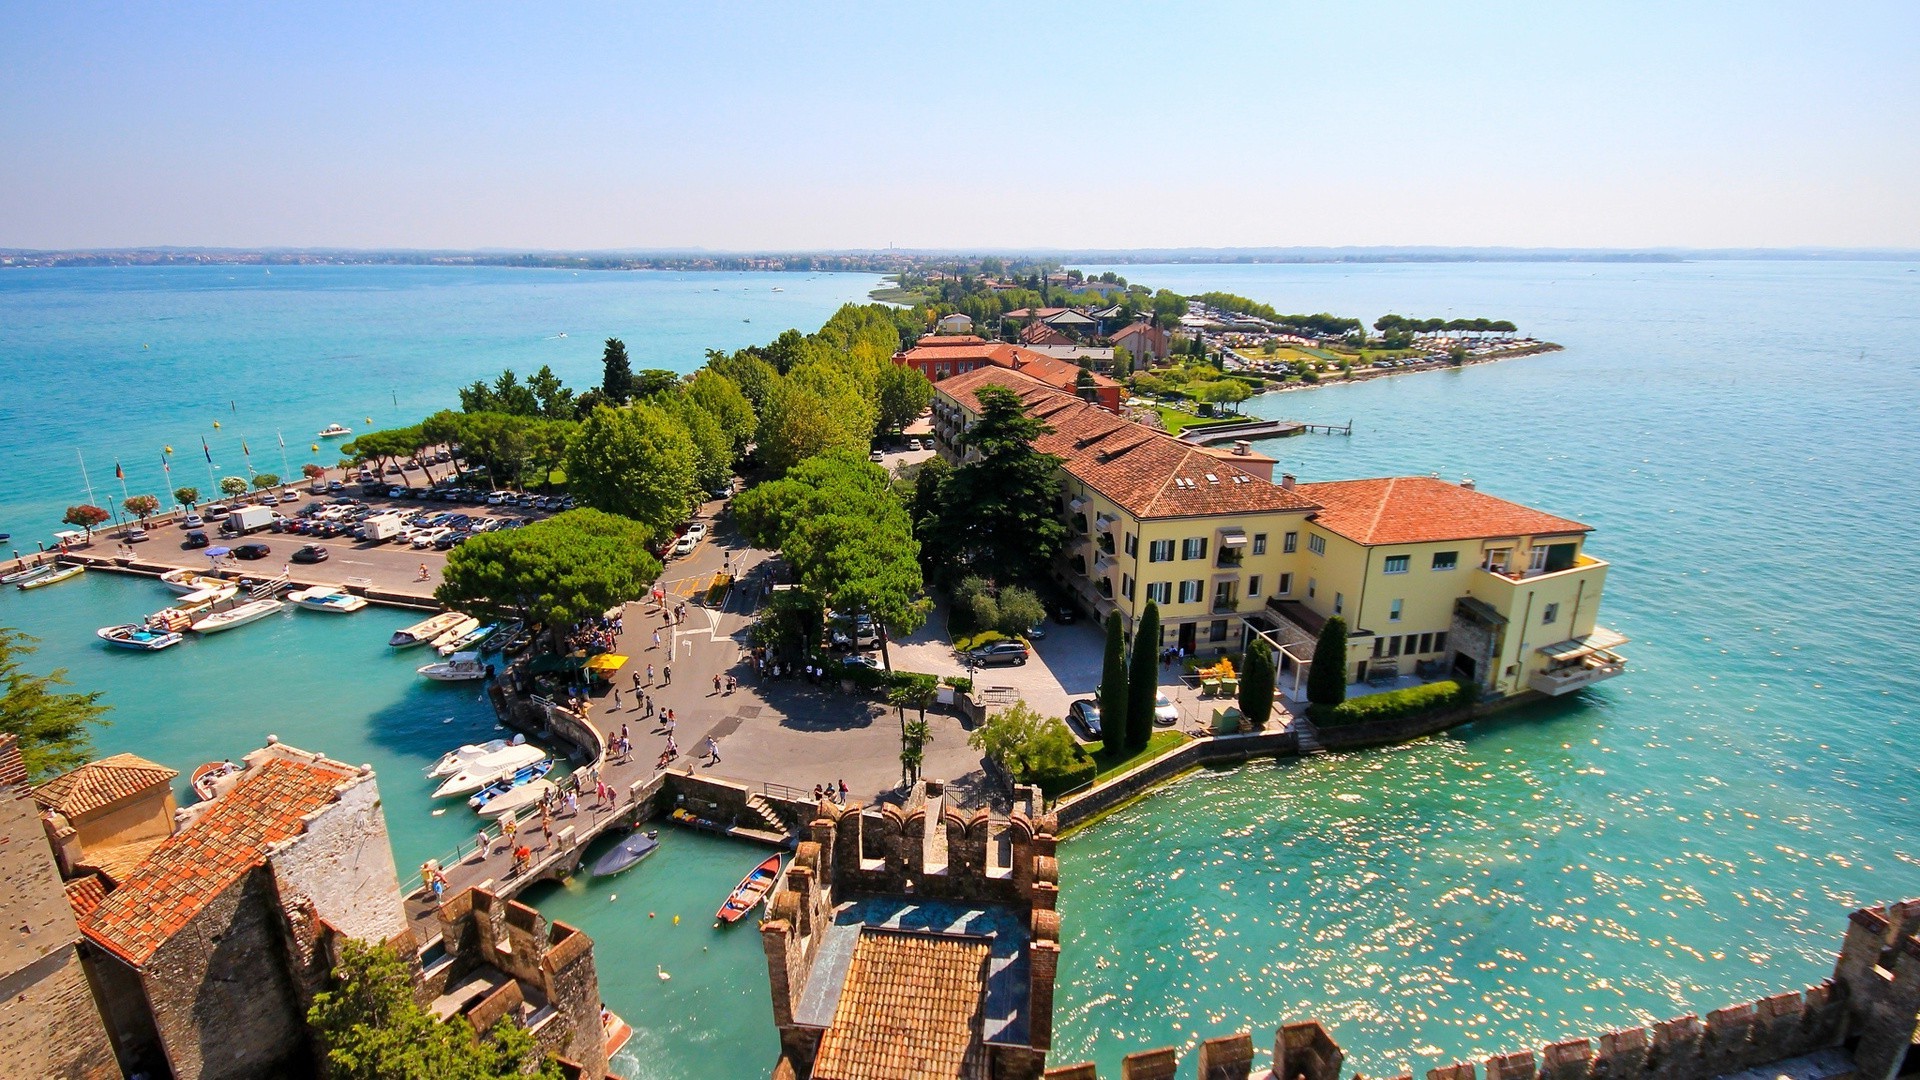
xmin=1538 ymin=627 xmax=1628 ymax=661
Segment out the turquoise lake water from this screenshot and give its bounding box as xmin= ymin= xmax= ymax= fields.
xmin=2 ymin=262 xmax=1917 ymax=1078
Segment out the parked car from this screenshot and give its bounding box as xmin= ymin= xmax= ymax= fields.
xmin=1153 ymin=693 xmax=1179 ymax=727
xmin=839 ymin=654 xmax=884 ymax=672
xmin=202 ymin=503 xmax=231 ymax=520
xmin=291 ymin=544 xmax=329 ymax=564
xmin=868 ymin=449 xmax=885 ymax=463
xmin=1049 ymin=599 xmax=1078 ymax=624
xmin=905 ymin=437 xmax=922 ymax=450
xmin=232 ymin=542 xmax=272 ymax=560
xmin=1025 ymin=622 xmax=1046 ymax=640
xmin=181 ymin=530 xmax=210 ymax=550
xmin=1067 ymin=699 xmax=1102 ymax=738
xmin=967 ymin=640 xmax=1030 ymax=667
xmin=181 ymin=513 xmax=205 ymax=529
xmin=673 ymin=533 xmax=698 ymax=556
xmin=684 ymin=522 xmax=707 ymax=543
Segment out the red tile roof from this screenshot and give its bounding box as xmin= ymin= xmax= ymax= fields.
xmin=934 ymin=367 xmax=1319 ymax=519
xmin=811 ymin=930 xmax=990 ymax=1080
xmin=900 ymin=341 xmax=1122 ymax=402
xmin=81 ymin=756 xmax=357 ymax=966
xmin=33 ymin=754 xmax=178 ymax=819
xmin=1294 ymin=476 xmax=1591 ymax=546
xmin=1018 ymin=322 xmax=1073 ymax=346
xmin=911 ymin=335 xmax=989 ymax=348
xmin=65 ymin=874 xmax=108 ymax=920
xmin=0 ymin=734 xmax=26 ymax=788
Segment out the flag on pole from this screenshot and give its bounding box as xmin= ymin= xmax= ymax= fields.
xmin=161 ymin=452 xmax=171 ymax=474
xmin=202 ymin=438 xmax=212 ymax=462
xmin=242 ymin=440 xmax=251 ymax=456
xmin=114 ymin=460 xmax=124 ymax=480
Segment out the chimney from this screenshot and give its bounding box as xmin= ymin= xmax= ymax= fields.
xmin=1461 ymin=477 xmax=1476 ymax=490
xmin=1233 ymin=440 xmax=1251 ymax=456
xmin=1281 ymin=473 xmax=1296 ymax=489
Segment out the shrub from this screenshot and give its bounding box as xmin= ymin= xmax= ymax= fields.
xmin=1312 ymin=680 xmax=1475 ymax=727
xmin=941 ymin=675 xmax=973 ymax=695
xmin=953 ymin=629 xmax=1007 ymax=653
xmin=968 ymin=700 xmax=1088 ymax=796
xmin=1026 ymin=746 xmax=1097 ymax=798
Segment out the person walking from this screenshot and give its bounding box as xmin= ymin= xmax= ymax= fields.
xmin=838 ymin=778 xmax=848 ymax=802
xmin=704 ymin=735 xmax=721 ymax=766
xmin=502 ymin=815 xmax=518 ymax=850
xmin=646 ymin=663 xmax=655 ymax=684
xmin=631 ymin=671 xmax=643 ymax=694
xmin=613 ymin=686 xmax=623 ymax=710
xmin=662 ymin=664 xmax=671 ymax=686
xmin=417 ymin=562 xmax=430 ymax=581
xmin=653 ymin=630 xmax=661 ymax=650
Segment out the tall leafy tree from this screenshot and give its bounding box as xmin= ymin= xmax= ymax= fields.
xmin=1307 ymin=615 xmax=1349 ymax=709
xmin=1239 ymin=636 xmax=1276 ymax=729
xmin=600 ymin=337 xmax=634 ymax=403
xmin=564 ymin=404 xmax=698 ymax=538
xmin=874 ymin=363 xmax=933 ymax=434
xmin=0 ymin=629 xmax=111 ymax=779
xmin=173 ymin=486 xmax=200 ymax=510
xmin=702 ymin=350 xmax=777 ymax=412
xmin=525 ymin=364 xmax=576 ymax=419
xmin=754 ymin=367 xmax=873 ymax=476
xmin=904 ymin=456 xmax=956 ymax=582
xmin=1098 ymin=611 xmax=1129 ymax=756
xmin=684 ymin=369 xmax=757 ymax=455
xmin=1126 ymin=601 xmax=1161 ymax=750
xmin=437 ymin=509 xmax=661 ymax=643
xmin=940 ymin=386 xmax=1068 ymax=587
xmin=662 ymin=395 xmax=733 ymax=493
xmin=123 ymin=494 xmax=160 ymax=521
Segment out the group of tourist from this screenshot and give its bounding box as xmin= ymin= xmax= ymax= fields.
xmin=812 ymin=779 xmax=850 ymax=804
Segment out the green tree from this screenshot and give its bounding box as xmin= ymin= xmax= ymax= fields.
xmin=308 ymin=938 xmax=563 ymax=1080
xmin=966 ymin=700 xmax=1081 ymax=782
xmin=1126 ymin=600 xmax=1161 ymax=750
xmin=250 ymin=473 xmax=280 ymax=491
xmin=173 ymin=486 xmax=200 ymax=511
xmin=1307 ymin=615 xmax=1349 ymax=709
xmin=631 ymin=368 xmax=681 ymax=400
xmin=218 ymin=476 xmax=249 ymax=499
xmin=904 ymin=455 xmax=956 ymax=582
xmin=0 ymin=629 xmax=110 ymax=779
xmin=1151 ymin=289 xmax=1189 ymax=328
xmin=437 ymin=509 xmax=662 ymax=644
xmin=994 ymin=585 xmax=1045 ymax=638
xmin=754 ymin=367 xmax=874 ymax=476
xmin=704 ymin=349 xmax=778 ymax=410
xmin=346 ymin=426 xmax=425 ymax=487
xmin=600 ymin=338 xmax=634 ymax=403
xmin=563 ymin=404 xmax=699 ymax=540
xmin=526 ymin=364 xmax=576 ymax=419
xmin=874 ymin=363 xmax=933 ymax=434
xmin=62 ymin=504 xmax=109 ymax=535
xmin=122 ymin=494 xmax=160 ymax=521
xmin=899 ymin=718 xmax=932 ymax=787
xmin=684 ymin=369 xmax=757 ymax=455
xmin=1098 ymin=611 xmax=1129 ymax=756
xmin=664 ymin=395 xmax=733 ymax=494
xmin=1239 ymin=636 xmax=1276 ymax=729
xmin=939 ymin=386 xmax=1068 ymax=588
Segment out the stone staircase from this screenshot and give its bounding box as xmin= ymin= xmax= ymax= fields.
xmin=744 ymin=792 xmax=794 ymax=836
xmin=1292 ymin=717 xmax=1327 ymax=756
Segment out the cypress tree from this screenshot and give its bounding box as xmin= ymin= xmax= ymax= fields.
xmin=1126 ymin=600 xmax=1161 ymax=750
xmin=1098 ymin=611 xmax=1128 ymax=757
xmin=1307 ymin=615 xmax=1348 ymax=710
xmin=1239 ymin=636 xmax=1276 ymax=729
xmin=601 ymin=337 xmax=634 ymax=403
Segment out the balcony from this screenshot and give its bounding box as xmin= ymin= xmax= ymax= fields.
xmin=1096 ymin=534 xmax=1116 ymax=556
xmin=1093 ymin=552 xmax=1118 ymax=576
xmin=1529 ymin=628 xmax=1629 ymax=696
xmin=1480 ymin=552 xmax=1605 ymax=583
xmin=1094 ymin=513 xmax=1118 ymax=535
xmin=1216 ymin=550 xmax=1243 ymax=569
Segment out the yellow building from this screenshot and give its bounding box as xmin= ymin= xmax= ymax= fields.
xmin=929 ymin=367 xmax=1626 ymax=702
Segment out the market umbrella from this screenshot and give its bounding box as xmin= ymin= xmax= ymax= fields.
xmin=205 ymin=547 xmax=232 ymax=557
xmin=585 ymin=653 xmax=629 ymax=672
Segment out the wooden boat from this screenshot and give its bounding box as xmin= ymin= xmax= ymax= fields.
xmin=287 ymin=585 xmax=367 ymax=613
xmin=190 ymin=760 xmax=242 ymax=800
xmin=0 ymin=563 xmax=53 ymax=585
xmin=97 ymin=624 xmax=184 ymax=651
xmin=436 ymin=622 xmax=495 ymax=656
xmin=431 ymin=744 xmax=546 ymax=797
xmin=427 ymin=616 xmax=482 ymax=652
xmin=480 ymin=620 xmax=522 ymax=653
xmin=159 ymin=567 xmax=238 ymax=594
xmin=602 ymin=1009 xmax=633 ymax=1059
xmin=417 ymin=650 xmax=489 ymax=682
xmin=190 ymin=598 xmax=285 ymax=633
xmin=590 ymin=830 xmax=659 ymax=877
xmin=715 ymin=853 xmax=782 ymax=925
xmin=19 ymin=564 xmax=84 ymax=590
xmin=390 ymin=610 xmax=468 ymax=648
xmin=147 ymin=584 xmax=238 ymax=632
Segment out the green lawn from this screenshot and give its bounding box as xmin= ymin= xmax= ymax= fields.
xmin=1152 ymin=405 xmax=1240 ymax=434
xmin=1089 ymin=730 xmax=1187 ymax=784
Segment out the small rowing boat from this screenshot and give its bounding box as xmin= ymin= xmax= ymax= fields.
xmin=427 ymin=616 xmax=482 ymax=652
xmin=191 ymin=760 xmax=242 ymax=800
xmin=390 ymin=610 xmax=468 ymax=648
xmin=97 ymin=623 xmax=184 ymax=651
xmin=436 ymin=621 xmax=495 ymax=656
xmin=287 ymin=585 xmax=367 ymax=613
xmin=716 ymin=853 xmax=782 ymax=925
xmin=590 ymin=830 xmax=659 ymax=877
xmin=19 ymin=564 xmax=84 ymax=590
xmin=190 ymin=598 xmax=285 ymax=633
xmin=480 ymin=620 xmax=522 ymax=653
xmin=0 ymin=563 xmax=52 ymax=585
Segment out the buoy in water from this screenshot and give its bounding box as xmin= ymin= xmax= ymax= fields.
xmin=672 ymin=914 xmax=680 ymax=925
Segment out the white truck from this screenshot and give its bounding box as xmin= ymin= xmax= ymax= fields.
xmin=221 ymin=506 xmax=277 ymax=536
xmin=359 ymin=513 xmax=408 ymax=543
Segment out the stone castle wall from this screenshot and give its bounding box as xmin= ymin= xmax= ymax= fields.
xmin=434 ymin=887 xmax=608 ymax=1079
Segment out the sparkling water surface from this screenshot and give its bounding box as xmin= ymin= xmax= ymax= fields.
xmin=2 ymin=262 xmax=1917 ymax=1078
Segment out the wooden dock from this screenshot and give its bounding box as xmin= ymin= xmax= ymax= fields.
xmin=1177 ymin=417 xmax=1352 ymax=445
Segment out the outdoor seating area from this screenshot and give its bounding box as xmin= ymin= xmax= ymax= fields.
xmin=1190 ymin=656 xmax=1239 ymax=698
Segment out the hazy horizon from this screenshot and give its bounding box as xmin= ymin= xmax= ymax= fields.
xmin=4 ymin=3 xmax=1916 ymax=251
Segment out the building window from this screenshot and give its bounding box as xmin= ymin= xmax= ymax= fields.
xmin=1434 ymin=632 xmax=1448 ymax=653
xmin=1182 ymin=537 xmax=1208 ymax=561
xmin=1383 ymin=555 xmax=1410 ymax=574
xmin=1252 ymin=533 xmax=1268 ymax=555
xmin=1432 ymin=551 xmax=1458 ymax=571
xmin=1483 ymin=547 xmax=1511 ymax=571
xmin=1388 ymin=635 xmax=1402 ymax=657
xmin=1247 ymin=575 xmax=1262 ymax=597
xmin=1276 ymin=572 xmax=1291 ymax=595
xmin=1306 ymin=577 xmax=1316 ymax=599
xmin=1333 ymin=592 xmax=1344 ymax=615
xmin=1146 ymin=581 xmax=1171 ymax=604
xmin=1283 ymin=531 xmax=1298 ymax=554
xmin=1178 ymin=580 xmax=1203 ymax=604
xmin=1389 ymin=599 xmax=1403 ymax=622
xmin=1418 ymin=632 xmax=1433 ymax=653
xmin=1148 ymin=539 xmax=1174 ymax=562
xmin=1208 ymin=619 xmax=1229 ymax=642
xmin=1308 ymin=533 xmax=1326 ymax=556
xmin=1121 ymin=574 xmax=1135 ymax=601
xmin=1542 ymin=602 xmax=1559 ymax=625
xmin=1124 ymin=533 xmax=1137 ymax=557
xmin=1373 ymin=636 xmax=1385 ymax=657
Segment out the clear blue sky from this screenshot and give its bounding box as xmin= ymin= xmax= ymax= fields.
xmin=2 ymin=2 xmax=1915 ymax=250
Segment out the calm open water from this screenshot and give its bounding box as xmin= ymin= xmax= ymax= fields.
xmin=1 ymin=262 xmax=1916 ymax=1078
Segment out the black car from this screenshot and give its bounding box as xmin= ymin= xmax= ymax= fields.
xmin=1067 ymin=699 xmax=1103 ymax=738
xmin=291 ymin=545 xmax=329 ymax=564
xmin=232 ymin=542 xmax=272 ymax=560
xmin=181 ymin=530 xmax=210 ymax=550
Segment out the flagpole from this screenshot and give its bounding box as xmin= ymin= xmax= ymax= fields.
xmin=276 ymin=432 xmax=292 ymax=492
xmin=202 ymin=438 xmax=219 ymax=497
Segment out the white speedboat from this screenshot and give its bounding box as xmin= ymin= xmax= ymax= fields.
xmin=0 ymin=563 xmax=53 ymax=585
xmin=147 ymin=584 xmax=239 ymax=632
xmin=467 ymin=759 xmax=555 ymax=809
xmin=190 ymin=598 xmax=285 ymax=634
xmin=19 ymin=564 xmax=84 ymax=590
xmin=418 ymin=650 xmax=489 ymax=682
xmin=426 ymin=735 xmax=525 ymax=778
xmin=427 ymin=616 xmax=482 ymax=652
xmin=160 ymin=568 xmax=238 ymax=594
xmin=436 ymin=622 xmax=495 ymax=656
xmin=287 ymin=586 xmax=367 ymax=613
xmin=390 ymin=610 xmax=469 ymax=648
xmin=317 ymin=423 xmax=353 ymax=439
xmin=97 ymin=624 xmax=185 ymax=651
xmin=476 ymin=779 xmax=556 ymax=819
xmin=432 ymin=744 xmax=547 ymax=797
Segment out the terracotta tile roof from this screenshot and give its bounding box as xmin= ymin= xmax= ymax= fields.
xmin=1018 ymin=322 xmax=1073 ymax=346
xmin=935 ymin=367 xmax=1320 ymax=520
xmin=1294 ymin=476 xmax=1591 ymax=546
xmin=900 ymin=341 xmax=1121 ymax=402
xmin=64 ymin=874 xmax=108 ymax=919
xmin=80 ymin=756 xmax=357 ymax=966
xmin=911 ymin=335 xmax=989 ymax=348
xmin=812 ymin=930 xmax=990 ymax=1080
xmin=32 ymin=754 xmax=178 ymax=819
xmin=0 ymin=734 xmax=25 ymax=788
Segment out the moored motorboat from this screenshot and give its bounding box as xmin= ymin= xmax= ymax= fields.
xmin=480 ymin=620 xmax=522 ymax=653
xmin=436 ymin=622 xmax=495 ymax=656
xmin=317 ymin=423 xmax=353 ymax=439
xmin=390 ymin=610 xmax=468 ymax=649
xmin=468 ymin=760 xmax=553 ymax=808
xmin=190 ymin=760 xmax=242 ymax=800
xmin=147 ymin=583 xmax=239 ymax=632
xmin=477 ymin=779 xmax=557 ymax=819
xmin=190 ymin=598 xmax=285 ymax=633
xmin=287 ymin=585 xmax=368 ymax=613
xmin=715 ymin=853 xmax=782 ymax=925
xmin=427 ymin=616 xmax=482 ymax=652
xmin=97 ymin=623 xmax=184 ymax=651
xmin=432 ymin=743 xmax=547 ymax=797
xmin=0 ymin=563 xmax=53 ymax=585
xmin=417 ymin=650 xmax=489 ymax=682
xmin=590 ymin=830 xmax=660 ymax=877
xmin=159 ymin=567 xmax=239 ymax=594
xmin=426 ymin=735 xmax=524 ymax=778
xmin=19 ymin=564 xmax=84 ymax=590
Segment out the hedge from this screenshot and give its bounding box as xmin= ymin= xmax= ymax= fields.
xmin=1312 ymin=680 xmax=1475 ymax=727
xmin=1021 ymin=747 xmax=1097 ymax=798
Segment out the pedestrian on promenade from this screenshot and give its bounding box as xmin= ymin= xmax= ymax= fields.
xmin=665 ymin=734 xmax=678 ymax=760
xmin=662 ymin=664 xmax=671 ymax=686
xmin=653 ymin=630 xmax=661 ymax=650
xmin=478 ymin=827 xmax=491 ymax=857
xmin=417 ymin=562 xmax=430 ymax=581
xmin=646 ymin=663 xmax=655 ymax=684
xmin=713 ymin=674 xmax=722 ymax=695
xmin=540 ymin=807 xmax=553 ymax=845
xmin=704 ymin=736 xmax=721 ymax=766
xmin=631 ymin=671 xmax=642 ymax=694
xmin=565 ymin=790 xmax=578 ymax=816
xmin=838 ymin=778 xmax=848 ymax=802
xmin=727 ymin=674 xmax=737 ymax=694
xmin=502 ymin=816 xmax=518 ymax=849
xmin=431 ymin=868 xmax=446 ymax=901
xmin=613 ymin=687 xmax=622 ymax=710
xmin=665 ymin=710 xmax=675 ymax=732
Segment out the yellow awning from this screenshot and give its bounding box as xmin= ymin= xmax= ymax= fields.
xmin=584 ymin=653 xmax=630 ymax=671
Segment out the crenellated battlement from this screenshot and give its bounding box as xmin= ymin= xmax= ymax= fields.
xmin=1042 ymin=898 xmax=1920 ymax=1080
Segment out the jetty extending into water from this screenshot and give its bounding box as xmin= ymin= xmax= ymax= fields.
xmin=1176 ymin=416 xmax=1353 ymax=445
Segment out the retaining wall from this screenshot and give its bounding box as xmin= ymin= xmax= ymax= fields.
xmin=1053 ymin=729 xmax=1298 ymax=831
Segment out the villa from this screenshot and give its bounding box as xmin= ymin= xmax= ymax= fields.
xmin=929 ymin=366 xmax=1626 ymax=703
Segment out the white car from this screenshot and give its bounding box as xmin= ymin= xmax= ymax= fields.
xmin=181 ymin=513 xmax=205 ymax=529
xmin=1153 ymin=693 xmax=1180 ymax=727
xmin=684 ymin=522 xmax=707 ymax=543
xmin=411 ymin=527 xmax=450 ymax=548
xmin=673 ymin=533 xmax=697 ymax=556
